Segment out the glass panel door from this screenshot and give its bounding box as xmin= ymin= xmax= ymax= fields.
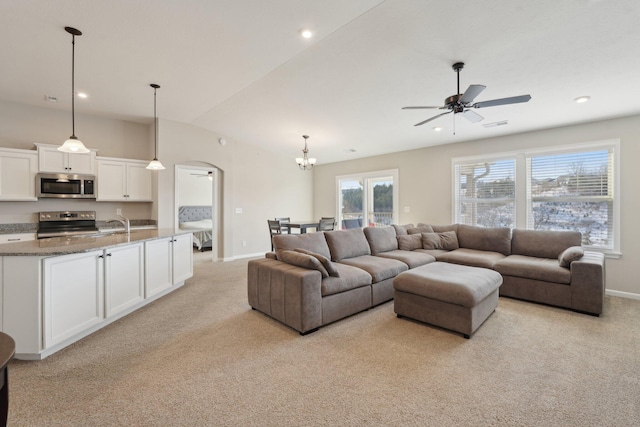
xmin=337 ymin=169 xmax=398 ymax=229
xmin=368 ymin=176 xmax=394 ymax=227
xmin=339 ymin=178 xmax=363 ymax=229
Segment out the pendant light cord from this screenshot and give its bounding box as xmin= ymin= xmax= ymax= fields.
xmin=153 ymin=86 xmax=158 ymax=159
xmin=71 ymin=33 xmax=76 ymax=138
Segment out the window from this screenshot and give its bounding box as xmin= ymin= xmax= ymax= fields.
xmin=452 ymin=140 xmax=619 ymax=254
xmin=337 ymin=169 xmax=399 ymax=229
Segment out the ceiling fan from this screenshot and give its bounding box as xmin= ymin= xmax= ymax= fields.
xmin=402 ymin=62 xmax=531 ymax=127
xmin=190 ymin=171 xmax=214 ymax=181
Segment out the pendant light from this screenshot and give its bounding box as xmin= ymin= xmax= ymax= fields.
xmin=58 ymin=27 xmax=90 ymax=154
xmin=146 ymin=84 xmax=165 ymax=170
xmin=295 ymin=135 xmax=316 ymax=170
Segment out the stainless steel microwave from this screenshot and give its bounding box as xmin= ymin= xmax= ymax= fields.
xmin=36 ymin=173 xmax=96 ymax=199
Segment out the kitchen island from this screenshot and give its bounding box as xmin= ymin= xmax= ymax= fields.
xmin=0 ymin=229 xmax=193 ymax=360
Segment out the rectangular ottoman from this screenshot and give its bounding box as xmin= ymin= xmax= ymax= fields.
xmin=393 ymin=262 xmax=503 ymax=338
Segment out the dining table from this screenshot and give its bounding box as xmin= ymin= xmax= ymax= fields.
xmin=285 ymin=220 xmax=320 ymax=234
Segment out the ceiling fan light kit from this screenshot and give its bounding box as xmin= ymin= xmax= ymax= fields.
xmin=146 ymin=83 xmax=165 ymax=170
xmin=58 ymin=27 xmax=90 ymax=154
xmin=402 ymin=62 xmax=531 ymax=130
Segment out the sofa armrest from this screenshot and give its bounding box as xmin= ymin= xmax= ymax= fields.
xmin=570 ymin=251 xmax=605 ymax=315
xmin=247 ymin=258 xmax=323 ymax=333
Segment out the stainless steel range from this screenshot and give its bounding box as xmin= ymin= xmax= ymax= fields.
xmin=37 ymin=211 xmax=98 ymax=239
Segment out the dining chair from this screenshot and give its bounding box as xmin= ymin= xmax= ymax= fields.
xmin=275 ymin=217 xmax=291 ymax=234
xmin=318 ymin=217 xmax=336 ymax=231
xmin=342 ymin=218 xmax=362 ymax=229
xmin=268 ymin=220 xmax=283 ymax=251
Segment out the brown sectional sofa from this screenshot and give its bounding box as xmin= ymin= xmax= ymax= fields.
xmin=247 ymin=223 xmax=605 ymax=335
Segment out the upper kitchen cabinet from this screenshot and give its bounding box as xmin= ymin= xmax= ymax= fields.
xmin=35 ymin=143 xmax=97 ymax=174
xmin=96 ymin=158 xmax=152 ymax=201
xmin=0 ymin=148 xmax=38 ymax=201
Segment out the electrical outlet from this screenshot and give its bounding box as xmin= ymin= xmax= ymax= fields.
xmin=116 ymin=208 xmax=122 ymax=216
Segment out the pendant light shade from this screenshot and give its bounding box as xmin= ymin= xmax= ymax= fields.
xmin=146 ymin=83 xmax=165 ymax=170
xmin=58 ymin=27 xmax=90 ymax=154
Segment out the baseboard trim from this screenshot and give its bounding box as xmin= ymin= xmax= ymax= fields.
xmin=606 ymin=289 xmax=640 ymax=300
xmin=223 ymin=252 xmax=264 ymax=262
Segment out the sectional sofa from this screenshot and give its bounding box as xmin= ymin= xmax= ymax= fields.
xmin=247 ymin=224 xmax=605 ymax=335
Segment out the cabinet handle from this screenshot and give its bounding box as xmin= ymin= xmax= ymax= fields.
xmin=8 ymin=238 xmax=20 ymax=242
xmin=106 ymin=253 xmax=112 ymax=257
xmin=98 ymin=255 xmax=104 ymax=258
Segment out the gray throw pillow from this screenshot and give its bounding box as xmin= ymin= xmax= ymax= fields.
xmin=558 ymin=246 xmax=584 ymax=268
xmin=397 ymin=234 xmax=422 ymax=251
xmin=407 ymin=225 xmax=434 ymax=235
xmin=294 ymin=248 xmax=339 ymax=277
xmin=421 ymin=231 xmax=459 ymax=250
xmin=279 ymin=250 xmax=329 ymax=278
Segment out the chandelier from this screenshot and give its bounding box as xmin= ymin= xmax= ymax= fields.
xmin=295 ymin=135 xmax=316 ymax=170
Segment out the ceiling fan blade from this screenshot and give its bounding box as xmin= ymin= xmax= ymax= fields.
xmin=473 ymin=94 xmax=531 ymax=108
xmin=461 ymin=109 xmax=484 ymax=123
xmin=459 ymin=84 xmax=486 ymax=104
xmin=414 ymin=111 xmax=452 ymax=126
xmin=402 ymin=106 xmax=442 ymax=110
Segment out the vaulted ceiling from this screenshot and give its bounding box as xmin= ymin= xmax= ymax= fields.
xmin=2 ymin=0 xmax=639 ymax=164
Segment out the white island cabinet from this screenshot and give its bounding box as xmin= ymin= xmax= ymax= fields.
xmin=0 ymin=230 xmax=193 ymax=360
xmin=145 ymin=233 xmax=193 ymax=298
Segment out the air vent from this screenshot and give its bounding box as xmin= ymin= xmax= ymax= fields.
xmin=44 ymin=95 xmax=58 ymax=103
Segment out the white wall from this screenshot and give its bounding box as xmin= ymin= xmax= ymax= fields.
xmin=313 ymin=114 xmax=640 ymax=297
xmin=156 ymin=119 xmax=313 ymax=259
xmin=177 ymin=168 xmax=213 ymax=206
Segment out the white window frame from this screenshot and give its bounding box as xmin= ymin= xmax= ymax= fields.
xmin=452 ymin=139 xmax=620 ymax=257
xmin=336 ymin=169 xmax=399 ymax=228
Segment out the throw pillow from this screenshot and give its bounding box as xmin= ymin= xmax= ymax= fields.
xmin=397 ymin=234 xmax=422 ymax=251
xmin=558 ymin=246 xmax=584 ymax=268
xmin=439 ymin=231 xmax=460 ymax=250
xmin=279 ymin=250 xmax=329 ymax=278
xmin=294 ymin=248 xmax=339 ymax=277
xmin=421 ymin=231 xmax=459 ymax=250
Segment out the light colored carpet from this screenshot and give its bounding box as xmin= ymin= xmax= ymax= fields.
xmin=8 ymin=252 xmax=640 ymax=426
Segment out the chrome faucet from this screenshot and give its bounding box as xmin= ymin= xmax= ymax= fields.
xmin=106 ymin=214 xmax=130 ymax=234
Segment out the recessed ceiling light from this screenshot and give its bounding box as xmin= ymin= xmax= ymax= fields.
xmin=574 ymin=96 xmax=591 ymax=103
xmin=301 ymin=29 xmax=313 ymax=39
xmin=433 ymin=126 xmax=442 ymax=132
xmin=345 ymin=148 xmax=356 ymax=153
xmin=77 ymin=92 xmax=88 ymax=99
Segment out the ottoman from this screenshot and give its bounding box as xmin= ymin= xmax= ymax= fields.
xmin=393 ymin=262 xmax=503 ymax=338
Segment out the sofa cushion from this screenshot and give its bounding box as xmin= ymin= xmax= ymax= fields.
xmin=321 ymin=263 xmax=372 ymax=297
xmin=338 ymin=255 xmax=408 ymax=283
xmin=294 ymin=248 xmax=339 ymax=277
xmin=421 ymin=231 xmax=459 ymax=251
xmin=415 ymin=248 xmax=451 ymax=258
xmin=364 ymin=226 xmax=398 ymax=255
xmin=435 ymin=248 xmax=506 ymax=269
xmin=376 ymin=250 xmax=436 ymax=269
xmin=456 ymin=224 xmax=512 ymax=256
xmin=392 ymin=224 xmax=415 ymax=236
xmin=558 ymin=246 xmax=584 ymax=268
xmin=324 ymin=228 xmax=371 ymax=261
xmin=407 ymin=225 xmax=434 ymax=235
xmin=511 ymin=229 xmax=582 ymax=259
xmin=273 ymin=232 xmax=332 ymax=260
xmin=279 ymin=250 xmax=329 ymax=278
xmin=397 ymin=234 xmax=422 ymax=251
xmin=494 ymin=255 xmax=572 ymax=284
xmin=430 ymin=224 xmax=459 ymax=233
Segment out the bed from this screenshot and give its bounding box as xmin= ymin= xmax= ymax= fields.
xmin=178 ymin=205 xmax=213 ymax=251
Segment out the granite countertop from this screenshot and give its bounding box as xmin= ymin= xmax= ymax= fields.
xmin=0 ymin=228 xmax=191 ymax=256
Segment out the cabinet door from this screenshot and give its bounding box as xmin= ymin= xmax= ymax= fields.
xmin=172 ymin=234 xmax=193 ymax=284
xmin=43 ymin=250 xmax=104 ymax=348
xmin=0 ymin=233 xmax=36 ymax=244
xmin=67 ymin=151 xmax=96 ymax=174
xmin=105 ymin=244 xmax=144 ymax=317
xmin=126 ymin=162 xmax=153 ymax=201
xmin=96 ymin=160 xmax=127 ymax=201
xmin=0 ymin=149 xmax=38 ymax=201
xmin=145 ymin=237 xmax=173 ymax=297
xmin=37 ymin=144 xmax=95 ymax=174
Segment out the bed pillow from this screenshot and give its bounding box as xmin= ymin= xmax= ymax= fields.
xmin=558 ymin=246 xmax=584 ymax=268
xmin=294 ymin=248 xmax=339 ymax=277
xmin=397 ymin=234 xmax=423 ymax=251
xmin=279 ymin=250 xmax=329 ymax=278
